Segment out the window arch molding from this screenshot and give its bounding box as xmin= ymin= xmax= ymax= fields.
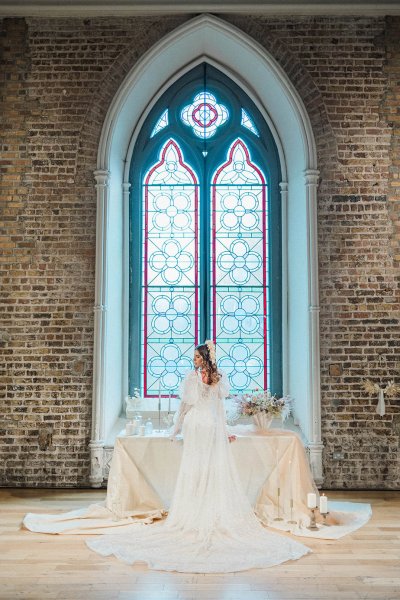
xmin=90 ymin=14 xmax=322 ymax=488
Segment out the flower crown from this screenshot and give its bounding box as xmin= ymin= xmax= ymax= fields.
xmin=205 ymin=339 xmax=216 ymax=365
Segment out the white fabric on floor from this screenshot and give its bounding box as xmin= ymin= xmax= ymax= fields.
xmin=23 ymin=426 xmax=371 ymax=540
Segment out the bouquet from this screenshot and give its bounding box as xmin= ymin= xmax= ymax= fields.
xmin=362 ymin=379 xmax=400 ymax=398
xmin=231 ymin=389 xmax=292 ymax=423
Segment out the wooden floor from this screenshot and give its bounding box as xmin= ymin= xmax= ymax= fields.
xmin=0 ymin=489 xmax=399 ymax=600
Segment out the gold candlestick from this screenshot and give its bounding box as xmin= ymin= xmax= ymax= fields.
xmin=288 ymin=498 xmax=297 ymax=524
xmin=287 ymin=458 xmax=296 ymax=524
xmin=321 ymin=511 xmax=331 ymax=526
xmin=307 ymin=507 xmax=319 ymax=530
xmin=274 ymin=449 xmax=283 ymax=521
xmin=274 ymin=487 xmax=284 ymax=521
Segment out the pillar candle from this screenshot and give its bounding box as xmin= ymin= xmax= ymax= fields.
xmin=307 ymin=492 xmax=317 ymax=508
xmin=319 ymin=493 xmax=328 ymax=514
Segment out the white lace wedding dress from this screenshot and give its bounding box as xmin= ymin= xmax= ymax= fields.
xmin=86 ymin=370 xmax=311 ymax=572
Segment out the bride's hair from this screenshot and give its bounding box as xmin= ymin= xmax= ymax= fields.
xmin=195 ymin=342 xmax=221 ymax=386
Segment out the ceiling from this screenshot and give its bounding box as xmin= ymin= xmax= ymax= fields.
xmin=1 ymin=0 xmax=400 ymax=18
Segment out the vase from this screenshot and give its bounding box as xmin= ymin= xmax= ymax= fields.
xmin=253 ymin=413 xmax=273 ymax=431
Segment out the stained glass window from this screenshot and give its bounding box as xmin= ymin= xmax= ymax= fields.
xmin=130 ymin=64 xmax=281 ymax=399
xmin=142 ymin=139 xmax=199 ymax=397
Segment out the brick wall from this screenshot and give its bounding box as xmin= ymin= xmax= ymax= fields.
xmin=0 ymin=15 xmax=399 ymax=488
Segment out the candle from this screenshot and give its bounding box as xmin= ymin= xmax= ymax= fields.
xmin=289 ymin=459 xmax=292 ymax=499
xmin=158 ymin=379 xmax=161 ymax=412
xmin=307 ymin=492 xmax=317 ymax=509
xmin=168 ymin=392 xmax=171 ymax=413
xmin=319 ymin=493 xmax=328 ymax=514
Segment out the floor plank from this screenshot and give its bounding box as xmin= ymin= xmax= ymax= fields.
xmin=0 ymin=489 xmax=399 ymax=600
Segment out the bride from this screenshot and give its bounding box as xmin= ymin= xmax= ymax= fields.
xmin=85 ymin=341 xmax=311 ymax=572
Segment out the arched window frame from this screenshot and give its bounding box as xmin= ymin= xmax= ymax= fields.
xmin=129 ymin=64 xmax=282 ymax=398
xmin=90 ymin=15 xmax=323 ymax=490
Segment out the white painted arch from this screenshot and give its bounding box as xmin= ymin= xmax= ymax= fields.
xmin=89 ymin=14 xmax=323 ymax=487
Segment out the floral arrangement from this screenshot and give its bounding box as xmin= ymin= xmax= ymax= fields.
xmin=205 ymin=339 xmax=216 ymax=365
xmin=231 ymin=389 xmax=292 ymax=422
xmin=131 ymin=387 xmax=143 ymax=407
xmin=362 ymin=379 xmax=400 ymax=397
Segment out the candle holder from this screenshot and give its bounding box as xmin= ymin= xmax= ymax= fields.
xmin=157 ymin=397 xmax=162 ymax=433
xmin=111 ymin=499 xmax=123 ymax=522
xmin=163 ymin=411 xmax=174 ymax=429
xmin=274 ymin=487 xmax=284 ymax=521
xmin=307 ymin=507 xmax=319 ymax=530
xmin=321 ymin=511 xmax=331 ymax=526
xmin=287 ymin=498 xmax=297 ymax=525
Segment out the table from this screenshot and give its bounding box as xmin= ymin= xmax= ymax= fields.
xmin=105 ymin=425 xmax=319 ymax=530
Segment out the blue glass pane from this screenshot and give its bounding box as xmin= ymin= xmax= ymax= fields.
xmin=241 ymin=108 xmax=259 ymax=136
xmin=150 ymin=109 xmax=169 ymax=138
xmin=218 ymin=341 xmax=266 ymax=392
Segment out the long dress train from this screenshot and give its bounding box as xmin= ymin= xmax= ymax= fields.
xmin=85 ymin=370 xmax=311 ymax=572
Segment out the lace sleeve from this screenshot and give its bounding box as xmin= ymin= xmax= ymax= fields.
xmin=170 ymin=371 xmax=199 ymax=436
xmin=215 ymin=371 xmax=229 ymax=436
xmin=171 ymin=401 xmax=191 ymax=436
xmin=218 ymin=370 xmax=230 ymax=399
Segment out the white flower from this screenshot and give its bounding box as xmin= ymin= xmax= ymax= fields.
xmin=205 ymin=339 xmax=217 ymax=365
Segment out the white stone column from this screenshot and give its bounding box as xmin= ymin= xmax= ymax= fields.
xmin=89 ymin=169 xmax=110 ymax=487
xmin=122 ymin=182 xmax=131 ymax=403
xmin=304 ymin=168 xmax=324 ymax=486
xmin=279 ymin=181 xmax=288 ymax=396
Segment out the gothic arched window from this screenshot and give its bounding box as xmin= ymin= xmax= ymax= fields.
xmin=129 ymin=64 xmax=282 ymax=399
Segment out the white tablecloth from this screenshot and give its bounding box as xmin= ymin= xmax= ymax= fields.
xmin=106 ymin=426 xmax=317 ymax=526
